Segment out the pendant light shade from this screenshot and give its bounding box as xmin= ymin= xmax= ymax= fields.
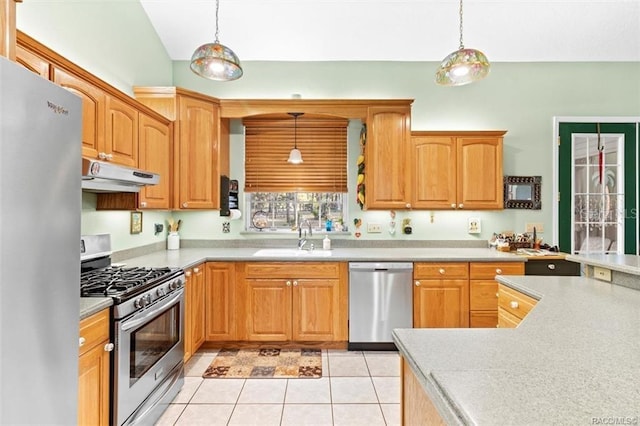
xmin=435 ymin=0 xmax=490 ymax=86
xmin=190 ymin=0 xmax=243 ymax=81
xmin=287 ymin=112 xmax=304 ymax=164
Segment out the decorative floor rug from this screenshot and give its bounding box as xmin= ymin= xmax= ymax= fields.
xmin=202 ymin=348 xmax=322 ymax=379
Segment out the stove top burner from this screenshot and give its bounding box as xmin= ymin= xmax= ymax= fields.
xmin=81 ymin=266 xmax=180 ymax=301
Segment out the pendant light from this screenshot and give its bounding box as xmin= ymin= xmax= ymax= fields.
xmin=190 ymin=0 xmax=243 ymax=81
xmin=435 ymin=0 xmax=490 ymax=86
xmin=287 ymin=112 xmax=304 ymax=164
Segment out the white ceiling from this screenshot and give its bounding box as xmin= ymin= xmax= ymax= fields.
xmin=140 ymin=0 xmax=640 ymax=63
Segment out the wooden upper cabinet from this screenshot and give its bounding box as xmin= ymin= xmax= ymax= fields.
xmin=53 ymin=67 xmax=106 ymax=160
xmin=15 ymin=44 xmax=49 ymax=78
xmin=105 ymin=96 xmax=138 ymax=168
xmin=138 ymin=113 xmax=171 ymax=209
xmin=410 ymin=131 xmax=505 ymax=210
xmin=364 ymin=104 xmax=412 ymax=209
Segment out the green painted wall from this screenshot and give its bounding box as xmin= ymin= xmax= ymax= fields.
xmin=15 ymin=2 xmax=640 ymax=250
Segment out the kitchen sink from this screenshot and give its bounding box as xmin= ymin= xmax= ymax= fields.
xmin=252 ymin=248 xmax=332 ymax=257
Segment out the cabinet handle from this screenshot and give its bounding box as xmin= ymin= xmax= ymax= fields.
xmin=496 ymin=292 xmax=499 ymax=298
xmin=495 ymin=268 xmax=503 ymax=274
xmin=185 ymin=271 xmax=192 ymax=277
xmin=458 ymin=203 xmax=464 ymax=209
xmin=79 ymin=337 xmax=86 ymax=347
xmin=194 ymin=267 xmax=200 ymax=273
xmin=451 ymin=203 xmax=456 ymax=209
xmin=439 ymin=268 xmax=445 ymax=275
xmin=547 ymin=264 xmax=556 ymax=270
xmin=496 ymin=324 xmax=500 ymax=328
xmin=293 ymin=280 xmax=299 ymax=286
xmin=98 ymin=152 xmax=107 ymax=160
xmin=106 ymin=153 xmax=113 ymax=160
xmin=415 ymin=281 xmax=421 ymax=286
xmin=182 ymin=202 xmax=188 ymax=208
xmin=286 ymin=280 xmax=292 ymax=287
xmin=405 ymin=203 xmax=411 ymax=209
xmin=104 ymin=343 xmax=114 ymax=352
xmin=510 ymin=301 xmax=519 ymax=309
xmin=140 ymin=202 xmax=147 ymax=208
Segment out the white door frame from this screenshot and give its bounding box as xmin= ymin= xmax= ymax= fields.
xmin=552 ymin=116 xmax=640 ymax=253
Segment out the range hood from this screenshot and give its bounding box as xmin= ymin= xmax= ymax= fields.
xmin=81 ymin=157 xmax=159 ymax=193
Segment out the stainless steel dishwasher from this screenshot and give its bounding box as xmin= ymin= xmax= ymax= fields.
xmin=348 ymin=262 xmax=413 ymax=350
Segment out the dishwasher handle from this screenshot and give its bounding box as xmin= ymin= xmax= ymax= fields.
xmin=349 ymin=262 xmax=413 ymax=272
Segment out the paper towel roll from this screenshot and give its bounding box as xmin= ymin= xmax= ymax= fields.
xmin=229 ymin=209 xmax=242 ymax=220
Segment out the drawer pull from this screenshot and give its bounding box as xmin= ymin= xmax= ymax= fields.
xmin=496 ymin=292 xmax=499 ymax=298
xmin=185 ymin=271 xmax=192 ymax=277
xmin=104 ymin=343 xmax=114 ymax=352
xmin=194 ymin=267 xmax=200 ymax=273
xmin=510 ymin=301 xmax=519 ymax=309
xmin=293 ymin=280 xmax=299 ymax=286
xmin=286 ymin=280 xmax=292 ymax=287
xmin=547 ymin=264 xmax=556 ymax=270
xmin=495 ymin=268 xmax=503 ymax=274
xmin=439 ymin=268 xmax=445 ymax=275
xmin=79 ymin=337 xmax=86 ymax=347
xmin=415 ymin=281 xmax=421 ymax=286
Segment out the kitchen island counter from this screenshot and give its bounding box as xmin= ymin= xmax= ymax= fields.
xmin=393 ymin=273 xmax=640 ymax=425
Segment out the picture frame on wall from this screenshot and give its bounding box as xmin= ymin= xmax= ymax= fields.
xmin=130 ymin=211 xmax=143 ymax=234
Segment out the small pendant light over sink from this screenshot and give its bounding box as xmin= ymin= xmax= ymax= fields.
xmin=287 ymin=112 xmax=304 ymax=164
xmin=190 ymin=0 xmax=243 ymax=81
xmin=435 ymin=0 xmax=490 ymax=86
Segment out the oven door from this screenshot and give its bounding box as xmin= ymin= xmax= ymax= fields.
xmin=114 ymin=288 xmax=184 ymax=426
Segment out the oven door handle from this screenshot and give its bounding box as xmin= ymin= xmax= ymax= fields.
xmin=120 ymin=289 xmax=184 ymax=332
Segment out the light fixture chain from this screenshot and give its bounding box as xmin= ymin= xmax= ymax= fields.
xmin=459 ymin=0 xmax=464 ymax=49
xmin=214 ymin=0 xmax=220 ymax=43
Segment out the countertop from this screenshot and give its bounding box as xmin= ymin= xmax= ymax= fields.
xmin=393 ymin=274 xmax=640 ymax=425
xmin=566 ymin=253 xmax=640 ymax=275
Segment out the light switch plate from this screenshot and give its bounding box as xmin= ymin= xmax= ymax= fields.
xmin=593 ymin=266 xmax=612 ymax=282
xmin=367 ymin=223 xmax=382 ymax=233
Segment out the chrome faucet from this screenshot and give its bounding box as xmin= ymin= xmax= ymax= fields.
xmin=298 ymin=219 xmax=313 ymax=250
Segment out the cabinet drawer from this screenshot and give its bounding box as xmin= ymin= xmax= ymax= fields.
xmin=525 ymin=259 xmax=580 ymax=276
xmin=243 ymin=262 xmax=341 ymax=278
xmin=497 ymin=284 xmax=538 ymax=320
xmin=470 ymin=280 xmax=498 ymax=310
xmin=470 ymin=311 xmax=498 ymax=328
xmin=79 ymin=309 xmax=110 ymax=356
xmin=497 ymin=307 xmax=521 ymax=328
xmin=470 ymin=262 xmax=524 ymax=279
xmin=414 ymin=262 xmax=468 ymax=279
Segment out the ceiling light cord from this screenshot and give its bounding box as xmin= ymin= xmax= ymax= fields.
xmin=458 ymin=0 xmax=464 ymax=50
xmin=214 ymin=0 xmax=220 ymax=43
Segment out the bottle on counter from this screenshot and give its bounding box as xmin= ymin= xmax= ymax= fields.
xmin=323 ymin=234 xmax=331 ymax=250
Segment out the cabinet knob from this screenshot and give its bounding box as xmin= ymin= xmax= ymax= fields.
xmin=140 ymin=202 xmax=147 ymax=208
xmin=547 ymin=264 xmax=556 ymax=270
xmin=495 ymin=268 xmax=503 ymax=274
xmin=451 ymin=203 xmax=456 ymax=209
xmin=496 ymin=292 xmax=500 ymax=298
xmin=405 ymin=203 xmax=411 ymax=209
xmin=104 ymin=343 xmax=114 ymax=352
xmin=106 ymin=153 xmax=113 ymax=160
xmin=458 ymin=203 xmax=464 ymax=209
xmin=194 ymin=267 xmax=200 ymax=273
xmin=293 ymin=280 xmax=299 ymax=286
xmin=415 ymin=281 xmax=421 ymax=286
xmin=98 ymin=152 xmax=107 ymax=160
xmin=496 ymin=324 xmax=500 ymax=328
xmin=439 ymin=268 xmax=445 ymax=275
xmin=185 ymin=271 xmax=192 ymax=277
xmin=79 ymin=337 xmax=86 ymax=347
xmin=510 ymin=301 xmax=519 ymax=309
xmin=182 ymin=202 xmax=188 ymax=208
xmin=286 ymin=280 xmax=292 ymax=287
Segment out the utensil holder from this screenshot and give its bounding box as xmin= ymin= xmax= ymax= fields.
xmin=167 ymin=232 xmax=180 ymax=250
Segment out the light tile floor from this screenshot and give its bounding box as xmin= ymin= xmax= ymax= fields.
xmin=155 ymin=349 xmax=401 ymax=426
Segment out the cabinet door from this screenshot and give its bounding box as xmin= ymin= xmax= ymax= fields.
xmin=292 ymin=278 xmax=340 ymax=341
xmin=413 ymin=279 xmax=469 ymax=328
xmin=105 ymin=96 xmax=138 ymax=167
xmin=191 ymin=265 xmax=206 ymax=351
xmin=244 ymin=279 xmax=291 ymax=341
xmin=177 ymin=96 xmax=219 ymax=209
xmin=183 ymin=268 xmax=193 ymax=362
xmin=16 ymin=44 xmax=49 ymax=78
xmin=138 ymin=113 xmax=171 ymax=209
xmin=365 ymin=106 xmax=411 ymax=209
xmin=53 ymin=67 xmax=105 ymax=160
xmin=411 ymin=136 xmax=457 ymax=209
xmin=78 ymin=341 xmax=110 ymax=426
xmin=205 ymin=262 xmax=237 ymax=341
xmin=457 ymin=136 xmax=503 ymax=209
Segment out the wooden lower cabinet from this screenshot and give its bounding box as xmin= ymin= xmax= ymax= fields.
xmin=401 ymin=357 xmax=445 ymax=425
xmin=469 ymin=262 xmax=524 ymax=328
xmin=413 ymin=262 xmax=469 ymax=328
xmin=205 ymin=262 xmax=237 ymax=341
xmin=236 ymin=262 xmax=348 ymax=342
xmin=184 ymin=263 xmax=205 ymax=362
xmin=78 ymin=308 xmax=111 ymax=426
xmin=496 ymin=283 xmax=538 ymax=328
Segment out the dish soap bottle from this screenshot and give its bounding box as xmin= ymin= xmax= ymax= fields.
xmin=323 ymin=234 xmax=331 ymax=250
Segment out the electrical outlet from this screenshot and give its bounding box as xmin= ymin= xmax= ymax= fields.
xmin=525 ymin=222 xmax=544 ymax=233
xmin=367 ymin=223 xmax=382 ymax=233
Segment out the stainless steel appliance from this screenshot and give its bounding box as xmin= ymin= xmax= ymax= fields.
xmin=0 ymin=57 xmax=82 ymax=424
xmin=81 ymin=234 xmax=185 ymax=426
xmin=81 ymin=157 xmax=160 ymax=193
xmin=348 ymin=262 xmax=413 ymax=351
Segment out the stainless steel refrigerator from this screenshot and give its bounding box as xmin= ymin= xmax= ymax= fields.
xmin=0 ymin=56 xmax=82 ymax=424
